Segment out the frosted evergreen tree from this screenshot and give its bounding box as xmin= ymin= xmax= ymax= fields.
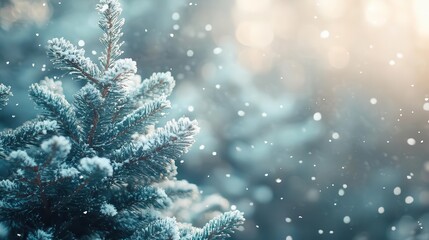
xmin=0 ymin=0 xmax=244 ymax=239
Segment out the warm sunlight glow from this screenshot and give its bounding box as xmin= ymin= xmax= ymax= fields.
xmin=365 ymin=0 xmax=390 ymax=27
xmin=414 ymin=0 xmax=429 ymax=37
xmin=236 ymin=21 xmax=274 ymax=48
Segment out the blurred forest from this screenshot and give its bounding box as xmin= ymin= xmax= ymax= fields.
xmin=2 ymin=0 xmax=429 ymax=239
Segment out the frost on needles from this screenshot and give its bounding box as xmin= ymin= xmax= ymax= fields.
xmin=0 ymin=0 xmax=244 ymax=239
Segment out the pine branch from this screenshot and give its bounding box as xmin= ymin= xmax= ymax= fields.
xmin=110 ymin=94 xmax=136 ymax=123
xmin=93 ymin=82 xmax=129 ymax=146
xmin=0 ymin=120 xmax=58 ymax=151
xmin=113 ymin=186 xmax=172 ymax=212
xmin=27 ymin=229 xmax=54 ymax=240
xmin=192 ymin=211 xmax=245 ymax=240
xmin=131 ymin=218 xmax=180 ymax=240
xmin=110 ymin=118 xmax=200 ymax=183
xmin=137 ymin=72 xmax=175 ymax=102
xmin=40 ymin=136 xmax=71 ymax=166
xmin=102 ymin=58 xmax=137 ymax=83
xmin=115 ymin=210 xmax=158 ymax=237
xmin=74 ymin=83 xmax=104 ymax=146
xmin=29 ymin=84 xmax=81 ymax=143
xmin=94 ymin=60 xmax=135 ymax=120
xmin=47 ymin=38 xmax=100 ymax=83
xmin=105 ymin=72 xmax=174 ymax=129
xmin=178 ymin=223 xmax=199 ymax=240
xmin=78 ymin=156 xmax=113 ymax=177
xmin=103 ymin=98 xmax=170 ymax=147
xmin=39 ymin=77 xmax=63 ymax=95
xmin=97 ymin=0 xmax=124 ymax=70
xmin=8 ymin=150 xmax=37 ymax=168
xmin=157 ymin=180 xmax=199 ymax=201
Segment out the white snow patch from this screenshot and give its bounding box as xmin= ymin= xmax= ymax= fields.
xmin=79 ymin=157 xmax=113 ymax=176
xmin=313 ymin=112 xmax=322 ymax=121
xmin=405 ymin=196 xmax=414 ymax=204
xmin=407 ymin=138 xmax=416 ymax=146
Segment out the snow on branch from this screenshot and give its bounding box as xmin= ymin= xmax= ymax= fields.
xmin=8 ymin=150 xmax=37 ymax=168
xmin=73 ymin=83 xmax=104 ymax=145
xmin=158 ymin=179 xmax=199 ymax=200
xmin=97 ymin=0 xmax=124 ymax=70
xmin=0 ymin=179 xmax=17 ymax=191
xmin=40 ymin=136 xmax=71 ymax=162
xmin=0 ymin=120 xmax=58 ymax=151
xmin=100 ymin=202 xmax=118 ymax=216
xmin=103 ymin=58 xmax=137 ymax=83
xmin=138 ymin=72 xmax=176 ymax=101
xmin=113 ymin=186 xmax=172 ymax=212
xmin=103 ymin=98 xmax=171 ymax=147
xmin=39 ymin=77 xmax=63 ymax=95
xmin=111 ymin=117 xmax=199 ymax=183
xmin=192 ymin=210 xmax=245 ymax=240
xmin=27 ymin=229 xmax=54 ymax=240
xmin=132 ymin=217 xmax=180 ymax=240
xmin=29 ymin=83 xmax=81 ymax=142
xmin=47 ymin=38 xmax=100 ymax=83
xmin=79 ymin=156 xmax=113 ymax=177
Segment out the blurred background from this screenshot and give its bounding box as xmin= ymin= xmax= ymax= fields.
xmin=2 ymin=0 xmax=429 ymax=239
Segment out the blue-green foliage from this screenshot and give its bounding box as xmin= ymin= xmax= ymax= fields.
xmin=27 ymin=229 xmax=54 ymax=240
xmin=192 ymin=211 xmax=245 ymax=240
xmin=97 ymin=0 xmax=124 ymax=71
xmin=0 ymin=120 xmax=58 ymax=151
xmin=0 ymin=84 xmax=11 ymax=109
xmin=0 ymin=0 xmax=244 ymax=239
xmin=132 ymin=218 xmax=180 ymax=240
xmin=29 ymin=83 xmax=81 ymax=143
xmin=47 ymin=37 xmax=100 ymax=83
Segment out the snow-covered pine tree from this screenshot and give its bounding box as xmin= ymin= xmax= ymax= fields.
xmin=0 ymin=0 xmax=244 ymax=239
